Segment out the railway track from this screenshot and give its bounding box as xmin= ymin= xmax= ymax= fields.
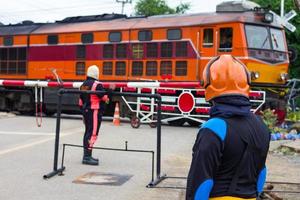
xmin=262 ymin=181 xmax=300 ymax=200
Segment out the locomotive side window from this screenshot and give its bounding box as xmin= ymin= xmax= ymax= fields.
xmin=132 ymin=44 xmax=143 ymax=59
xmin=8 ymin=61 xmax=17 ymax=74
xmin=103 ymin=62 xmax=113 ymax=75
xmin=18 ymin=61 xmax=26 ymax=74
xmin=138 ymin=30 xmax=152 ymax=41
xmin=76 ymin=62 xmax=85 ymax=75
xmin=76 ymin=45 xmax=86 ymax=59
xmin=160 ymin=61 xmax=172 ymax=75
xmin=8 ymin=48 xmax=17 ymax=74
xmin=175 ymin=61 xmax=187 ymax=76
xmin=18 ymin=48 xmax=26 ymax=74
xmin=103 ymin=44 xmax=114 ymax=59
xmin=18 ymin=48 xmax=27 ymax=60
xmin=176 ymin=41 xmax=188 ymax=57
xmin=203 ymin=29 xmax=213 ymax=47
xmin=47 ymin=35 xmax=58 ymax=45
xmin=146 ymin=43 xmax=158 ymax=58
xmin=115 ymin=61 xmax=126 ymax=76
xmin=0 ymin=47 xmax=27 ymax=74
xmin=146 ymin=61 xmax=157 ymax=76
xmin=161 ymin=42 xmax=173 ymax=58
xmin=0 ymin=49 xmax=8 ymax=74
xmin=9 ymin=48 xmax=17 ymax=60
xmin=4 ymin=36 xmax=13 ymax=46
xmin=81 ymin=33 xmax=93 ymax=44
xmin=167 ymin=29 xmax=182 ymax=40
xmin=0 ymin=49 xmax=7 ymax=74
xmin=219 ymin=28 xmax=233 ymax=52
xmin=109 ymin=32 xmax=121 ymax=42
xmin=116 ymin=44 xmax=127 ymax=58
xmin=132 ymin=61 xmax=143 ymax=76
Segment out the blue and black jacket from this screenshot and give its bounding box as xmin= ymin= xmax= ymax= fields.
xmin=186 ymin=96 xmax=270 ymax=199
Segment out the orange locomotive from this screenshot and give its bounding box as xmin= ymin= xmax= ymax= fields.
xmin=0 ymin=1 xmax=290 ymax=124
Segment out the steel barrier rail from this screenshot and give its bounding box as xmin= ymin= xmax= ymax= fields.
xmin=0 ymin=79 xmax=202 ymax=89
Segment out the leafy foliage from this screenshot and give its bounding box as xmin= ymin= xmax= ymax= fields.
xmin=287 ymin=110 xmax=300 ymax=121
xmin=261 ymin=108 xmax=278 ymax=131
xmin=134 ymin=0 xmax=190 ymax=16
xmin=253 ymin=0 xmax=300 ymax=79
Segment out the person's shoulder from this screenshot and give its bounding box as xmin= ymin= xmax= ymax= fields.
xmin=200 ymin=118 xmax=227 ymax=141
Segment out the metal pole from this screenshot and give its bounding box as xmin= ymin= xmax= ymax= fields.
xmin=53 ymin=92 xmax=62 ymax=171
xmin=281 ymin=0 xmax=285 ymax=17
xmin=43 ymin=91 xmax=65 ymax=179
xmin=121 ymin=2 xmax=125 ymax=14
xmin=156 ymin=96 xmax=162 ymax=179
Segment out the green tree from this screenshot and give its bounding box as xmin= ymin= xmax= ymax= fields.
xmin=253 ymin=0 xmax=300 ymax=78
xmin=134 ymin=0 xmax=190 ymax=16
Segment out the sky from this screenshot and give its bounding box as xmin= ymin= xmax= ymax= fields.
xmin=0 ymin=0 xmax=225 ymax=25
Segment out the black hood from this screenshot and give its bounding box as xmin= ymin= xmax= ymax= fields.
xmin=209 ymin=96 xmax=251 ymax=118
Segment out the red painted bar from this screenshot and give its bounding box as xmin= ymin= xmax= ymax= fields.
xmin=160 ymin=105 xmax=176 ymax=111
xmin=63 ymin=82 xmax=74 ymax=88
xmin=157 ymin=89 xmax=176 ymax=94
xmin=196 ymin=90 xmax=205 ymax=96
xmin=2 ymin=80 xmax=25 ymax=86
xmin=122 ymin=87 xmax=137 ymax=92
xmin=195 ymin=107 xmax=210 ymax=114
xmin=249 ymin=91 xmax=262 ymax=98
xmin=141 ymin=88 xmax=152 ymax=93
xmin=160 ymin=82 xmax=201 ymax=88
xmin=140 ymin=104 xmax=150 ymax=111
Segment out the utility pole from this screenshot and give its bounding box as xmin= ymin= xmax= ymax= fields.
xmin=281 ymin=0 xmax=285 ymax=17
xmin=116 ymin=0 xmax=132 ymax=14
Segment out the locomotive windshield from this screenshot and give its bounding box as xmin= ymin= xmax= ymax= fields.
xmin=245 ymin=24 xmax=286 ymax=52
xmin=270 ymin=28 xmax=286 ymax=52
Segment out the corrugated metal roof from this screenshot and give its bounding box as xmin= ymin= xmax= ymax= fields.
xmin=0 ymin=12 xmax=282 ymax=36
xmin=32 ymin=12 xmax=281 ymax=34
xmin=0 ymin=24 xmax=42 ymax=36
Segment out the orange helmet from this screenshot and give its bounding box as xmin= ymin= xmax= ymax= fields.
xmin=202 ymin=55 xmax=250 ymax=101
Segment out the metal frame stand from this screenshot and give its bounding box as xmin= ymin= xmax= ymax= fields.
xmin=60 ymin=143 xmax=155 ymax=185
xmin=43 ymin=89 xmax=166 ymax=187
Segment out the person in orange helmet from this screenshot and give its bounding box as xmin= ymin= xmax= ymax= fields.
xmin=186 ymin=55 xmax=270 ymax=200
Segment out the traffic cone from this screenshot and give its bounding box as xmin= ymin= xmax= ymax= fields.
xmin=113 ymin=102 xmax=120 ymax=126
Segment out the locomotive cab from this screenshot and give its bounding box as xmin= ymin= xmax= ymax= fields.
xmin=215 ymin=1 xmax=289 ymax=86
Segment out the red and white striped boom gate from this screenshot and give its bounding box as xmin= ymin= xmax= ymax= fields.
xmin=0 ymin=80 xmax=266 ymax=127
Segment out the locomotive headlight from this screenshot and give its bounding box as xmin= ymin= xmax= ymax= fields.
xmin=263 ymin=12 xmax=274 ymax=23
xmin=280 ymin=73 xmax=289 ymax=81
xmin=251 ymin=71 xmax=260 ymax=80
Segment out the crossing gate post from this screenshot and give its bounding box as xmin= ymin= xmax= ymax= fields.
xmin=43 ymin=91 xmax=65 ymax=179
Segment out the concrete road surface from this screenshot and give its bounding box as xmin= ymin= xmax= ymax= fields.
xmin=1 ymin=114 xmax=299 ymax=200
xmin=0 ymin=114 xmax=196 ymax=200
